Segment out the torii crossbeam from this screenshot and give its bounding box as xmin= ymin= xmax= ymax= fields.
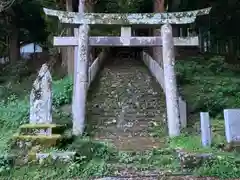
xmin=43 ymin=7 xmax=211 ymax=25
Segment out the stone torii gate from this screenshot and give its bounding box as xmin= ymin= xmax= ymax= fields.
xmin=44 ymin=5 xmax=211 ymax=137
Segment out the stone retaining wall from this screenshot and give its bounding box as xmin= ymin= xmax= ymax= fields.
xmin=88 ymin=49 xmax=109 ymax=88
xmin=141 ymin=51 xmax=187 ymax=128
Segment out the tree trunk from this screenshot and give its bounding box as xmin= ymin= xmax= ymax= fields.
xmin=60 ymin=0 xmax=74 ymax=75
xmin=168 ymin=0 xmax=181 ymax=57
xmin=85 ymin=0 xmax=94 ymax=64
xmin=66 ymin=0 xmax=74 ymax=75
xmin=9 ymin=24 xmax=19 ymax=63
xmin=153 ymin=0 xmax=165 ymax=66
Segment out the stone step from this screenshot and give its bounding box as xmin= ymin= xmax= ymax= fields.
xmin=89 ymin=117 xmax=161 ymax=123
xmin=87 ymin=57 xmax=166 ymax=151
xmin=19 ymin=124 xmax=66 ymax=135
xmin=89 ymin=110 xmax=162 ymax=114
xmin=12 ymin=133 xmax=63 ymax=149
xmin=30 ymin=151 xmax=76 ymax=164
xmin=90 ymin=112 xmax=162 ymax=117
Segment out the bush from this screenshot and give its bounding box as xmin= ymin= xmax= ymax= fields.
xmin=195 ymin=156 xmax=240 ymax=178
xmin=0 ymin=60 xmax=31 ymax=83
xmin=67 ymin=138 xmax=116 ymax=177
xmin=0 ymin=76 xmax=73 ymax=130
xmin=0 ymin=95 xmax=29 ymax=128
xmin=176 ymin=56 xmax=240 ymax=117
xmin=52 ymin=76 xmax=73 ymax=107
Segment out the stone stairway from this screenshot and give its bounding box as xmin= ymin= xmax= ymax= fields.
xmin=87 ymin=56 xmax=166 ymax=151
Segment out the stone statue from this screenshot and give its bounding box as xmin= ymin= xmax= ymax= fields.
xmin=30 ymin=63 xmax=52 ymax=124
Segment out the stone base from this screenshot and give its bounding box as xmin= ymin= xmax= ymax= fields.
xmin=19 ymin=123 xmax=66 ymax=135
xmin=28 ymin=151 xmax=76 ymax=164
xmin=12 ymin=123 xmax=68 ymax=149
xmin=11 ymin=123 xmax=73 ymax=165
xmin=12 ymin=133 xmax=63 ymax=149
xmin=176 ymin=148 xmax=213 ymax=170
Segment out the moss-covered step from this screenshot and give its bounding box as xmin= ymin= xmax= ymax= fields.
xmin=12 ymin=133 xmax=63 ymax=150
xmin=28 ymin=151 xmax=76 ymax=164
xmin=19 ymin=123 xmax=66 ymax=135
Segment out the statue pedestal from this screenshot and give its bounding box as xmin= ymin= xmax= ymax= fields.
xmin=11 ymin=123 xmax=74 ymax=164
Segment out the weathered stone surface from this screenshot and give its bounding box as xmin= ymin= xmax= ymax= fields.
xmin=72 ymin=24 xmax=89 ymax=136
xmin=43 ymin=7 xmax=211 ymax=25
xmin=13 ymin=134 xmax=62 ymax=147
xmin=176 ymin=149 xmax=213 ymax=170
xmin=30 ymin=64 xmax=52 ymax=125
xmin=35 ymin=151 xmax=76 ymax=164
xmin=142 ymin=52 xmax=187 ymax=130
xmin=88 ymin=49 xmax=109 ymax=88
xmin=54 ymin=36 xmax=199 ymax=47
xmin=161 ymin=24 xmax=180 ymax=137
xmin=224 ymin=109 xmax=240 ymax=143
xmin=200 ymin=112 xmax=212 ymax=147
xmin=19 ymin=124 xmax=66 ymax=136
xmin=142 ymin=51 xmax=165 ymax=91
xmin=179 ymin=96 xmax=187 ymax=128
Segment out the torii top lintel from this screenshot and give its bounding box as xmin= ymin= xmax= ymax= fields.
xmin=43 ymin=7 xmax=211 ymax=26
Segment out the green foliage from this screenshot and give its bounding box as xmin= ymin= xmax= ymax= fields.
xmin=169 ymin=135 xmax=204 ymax=151
xmin=176 ymin=55 xmax=240 ymax=117
xmin=117 ymin=148 xmax=178 ymax=170
xmin=195 ymin=156 xmax=240 ymax=179
xmin=169 ymin=134 xmax=240 ymax=178
xmin=0 ymin=76 xmax=73 ymax=174
xmin=0 ymin=60 xmax=32 ymax=83
xmin=68 ymin=138 xmax=117 ymax=161
xmin=65 ymin=138 xmax=116 ymax=177
xmin=52 ymin=76 xmax=73 ymax=107
xmin=0 ymin=76 xmax=73 ymax=130
xmin=0 ymin=154 xmax=14 ymax=174
xmin=95 ymin=0 xmax=149 ymax=13
xmin=0 ymin=95 xmax=29 ymax=128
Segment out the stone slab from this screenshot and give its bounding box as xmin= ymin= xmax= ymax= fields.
xmin=200 ymin=112 xmax=211 ymax=147
xmin=224 ymin=109 xmax=240 ymax=143
xmin=36 ymin=151 xmax=76 ymax=164
xmin=179 ymin=97 xmax=187 ymax=128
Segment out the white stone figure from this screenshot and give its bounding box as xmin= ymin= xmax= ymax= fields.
xmin=30 ymin=63 xmax=52 ymax=124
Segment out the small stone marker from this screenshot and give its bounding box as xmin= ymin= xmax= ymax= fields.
xmin=224 ymin=109 xmax=240 ymax=143
xmin=29 ymin=64 xmax=52 ymax=135
xmin=200 ymin=112 xmax=211 ymax=147
xmin=179 ymin=96 xmax=187 ymax=128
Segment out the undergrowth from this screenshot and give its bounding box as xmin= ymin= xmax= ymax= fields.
xmin=176 ymin=55 xmax=240 ymax=178
xmin=176 ymin=55 xmax=240 ymax=117
xmin=1 ymin=55 xmax=240 ymax=178
xmin=0 ymin=73 xmax=73 ymax=175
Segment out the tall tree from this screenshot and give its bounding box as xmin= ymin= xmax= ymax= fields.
xmin=153 ymin=0 xmax=165 ymax=66
xmin=0 ymin=0 xmax=15 ymax=12
xmin=1 ymin=0 xmax=48 ymax=63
